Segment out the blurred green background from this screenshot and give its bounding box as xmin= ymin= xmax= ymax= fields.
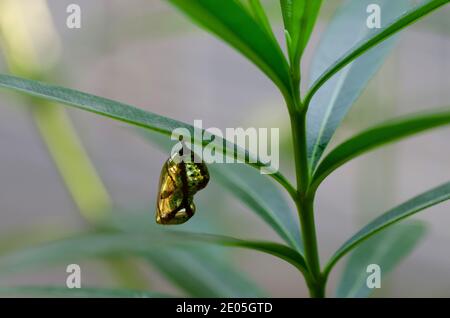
xmin=0 ymin=0 xmax=449 ymax=297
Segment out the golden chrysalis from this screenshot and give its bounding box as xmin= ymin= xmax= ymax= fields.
xmin=156 ymin=143 xmax=209 ymax=225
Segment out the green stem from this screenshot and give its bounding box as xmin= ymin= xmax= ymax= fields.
xmin=296 ymin=193 xmax=324 ymax=297
xmin=307 ymin=275 xmax=326 ymax=298
xmin=286 ymin=70 xmax=325 ymax=297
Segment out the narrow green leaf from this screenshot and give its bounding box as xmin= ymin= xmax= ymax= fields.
xmin=336 ymin=221 xmax=427 ymax=298
xmin=0 ymin=231 xmax=263 ymax=297
xmin=247 ymin=0 xmax=277 ymax=42
xmin=0 ymin=286 xmax=170 ymax=298
xmin=150 ymin=231 xmax=308 ymax=276
xmin=0 ymin=230 xmax=308 ymax=282
xmin=222 ymin=238 xmax=308 ymax=275
xmin=280 ymin=0 xmax=322 ymax=64
xmin=147 ymin=248 xmax=264 ymax=297
xmin=0 ymin=74 xmax=189 ymax=135
xmin=0 ymin=233 xmax=163 ymax=275
xmin=0 ymin=74 xmax=292 ymax=190
xmin=109 ymin=212 xmax=265 ymax=297
xmin=311 ymin=109 xmax=450 ymax=191
xmin=299 ymin=0 xmax=322 ymax=54
xmin=212 ymin=165 xmax=303 ymax=253
xmin=280 ymin=0 xmax=305 ymax=62
xmin=325 ymin=181 xmax=450 ymax=276
xmin=305 ymin=0 xmax=449 ymax=107
xmin=306 ymin=0 xmax=422 ymax=171
xmin=168 ymin=0 xmax=291 ymax=97
xmin=110 ymin=211 xmax=307 ymax=280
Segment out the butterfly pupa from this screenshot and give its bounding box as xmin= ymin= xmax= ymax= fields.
xmin=155 ymin=141 xmax=209 ymax=225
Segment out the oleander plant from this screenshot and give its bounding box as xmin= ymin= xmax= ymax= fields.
xmin=0 ymin=0 xmax=449 ymax=298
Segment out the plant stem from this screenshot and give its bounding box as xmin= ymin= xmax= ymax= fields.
xmin=296 ymin=193 xmax=324 ymax=297
xmin=291 ymin=113 xmax=324 ymax=297
xmin=287 ymin=73 xmax=324 ymax=297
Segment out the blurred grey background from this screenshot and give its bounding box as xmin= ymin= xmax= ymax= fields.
xmin=0 ymin=0 xmax=449 ymax=297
